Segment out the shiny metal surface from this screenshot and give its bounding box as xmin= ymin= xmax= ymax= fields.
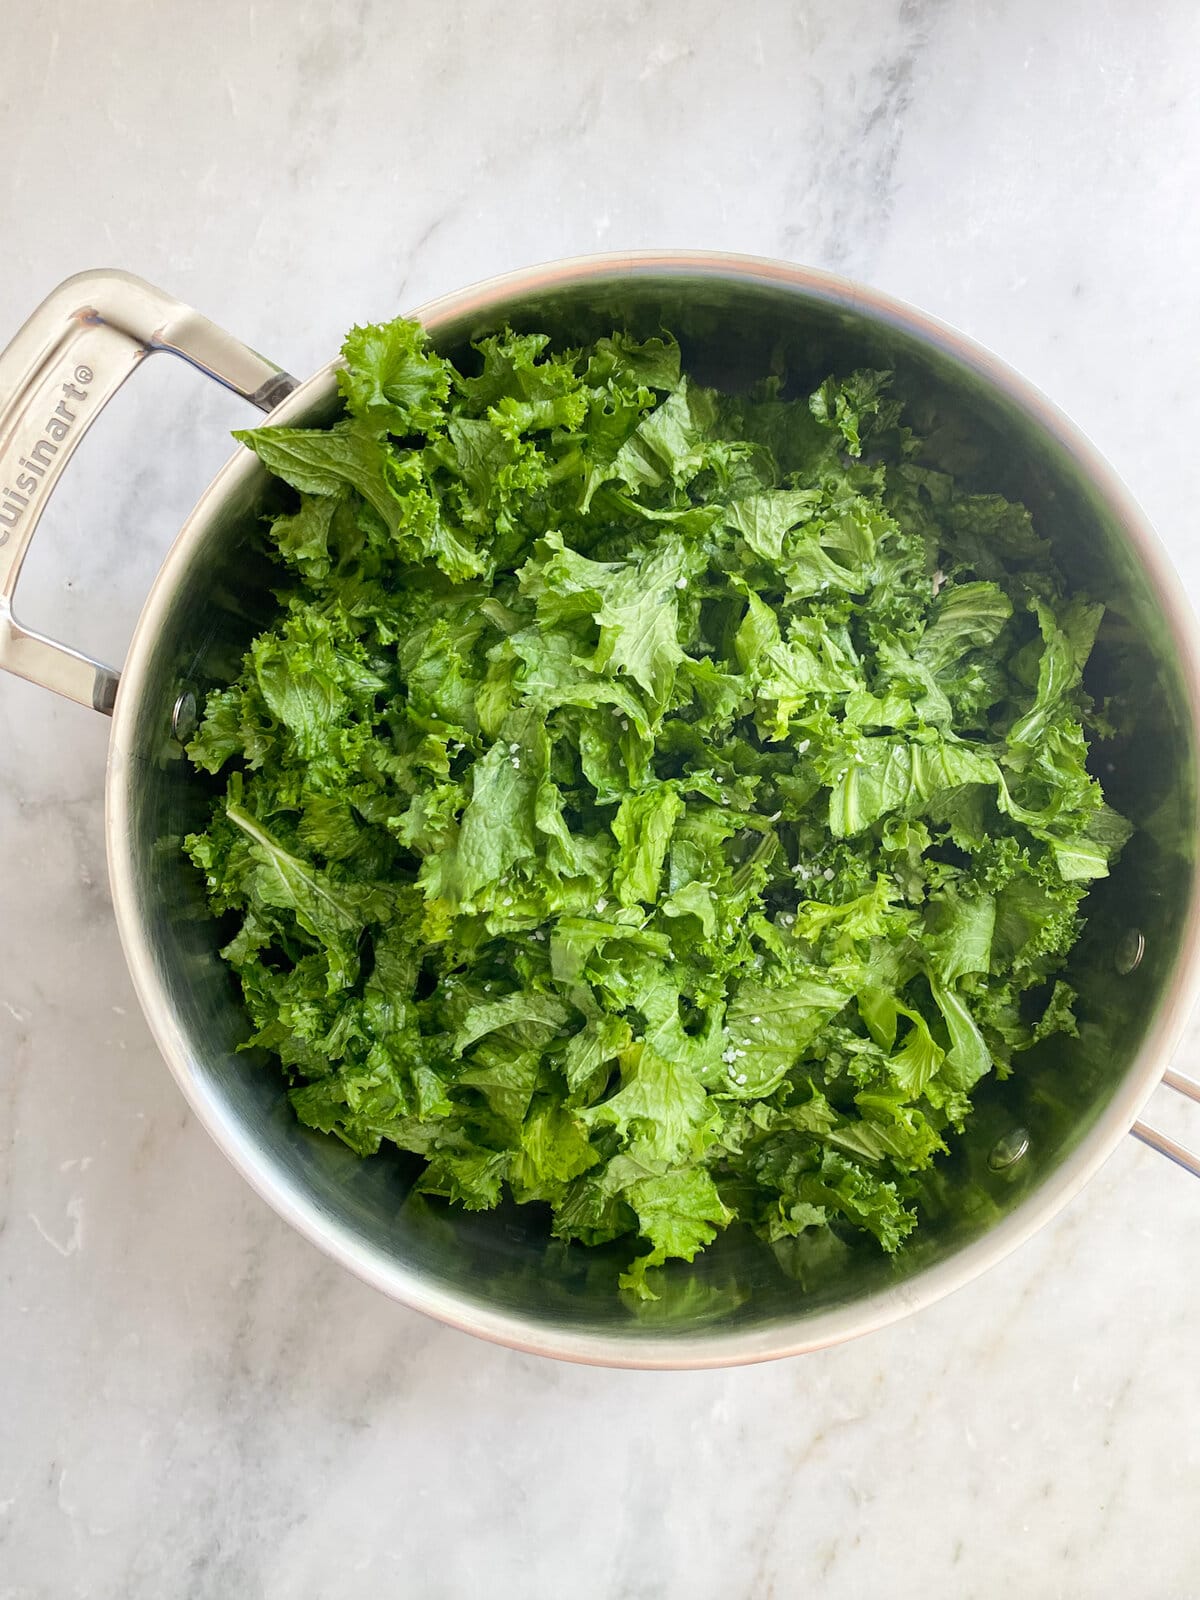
xmin=7 ymin=253 xmax=1200 ymax=1366
xmin=1132 ymin=1068 xmax=1200 ymax=1178
xmin=0 ymin=269 xmax=296 ymax=711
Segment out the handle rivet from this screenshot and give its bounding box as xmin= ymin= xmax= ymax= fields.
xmin=988 ymin=1128 xmax=1030 ymax=1172
xmin=171 ymin=688 xmax=197 ymax=743
xmin=1115 ymin=929 xmax=1145 ymax=976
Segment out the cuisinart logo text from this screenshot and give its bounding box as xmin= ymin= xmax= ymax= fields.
xmin=0 ymin=363 xmax=93 ymax=546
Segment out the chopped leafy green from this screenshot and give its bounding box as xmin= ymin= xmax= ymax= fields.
xmin=184 ymin=314 xmax=1128 ymax=1299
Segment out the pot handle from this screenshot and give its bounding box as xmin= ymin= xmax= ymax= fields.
xmin=0 ymin=269 xmax=297 ymax=714
xmin=1131 ymin=1067 xmax=1200 ymax=1178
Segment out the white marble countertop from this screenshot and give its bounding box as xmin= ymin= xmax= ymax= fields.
xmin=3 ymin=3 xmax=1200 ymax=1595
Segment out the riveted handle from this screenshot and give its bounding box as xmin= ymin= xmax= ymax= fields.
xmin=0 ymin=269 xmax=296 ymax=713
xmin=1131 ymin=1068 xmax=1200 ymax=1178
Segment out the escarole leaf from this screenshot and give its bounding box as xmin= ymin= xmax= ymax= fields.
xmin=338 ymin=318 xmax=452 ymax=434
xmin=916 ymin=582 xmax=1013 ymax=672
xmin=1008 ymin=598 xmax=1104 ymax=750
xmin=829 ymin=738 xmax=1000 ymax=837
xmin=612 ymin=784 xmax=684 ymax=907
xmin=233 ymin=426 xmax=402 ymax=529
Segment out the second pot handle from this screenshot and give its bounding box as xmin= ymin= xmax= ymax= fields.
xmin=0 ymin=269 xmax=297 ymax=714
xmin=1132 ymin=1068 xmax=1200 ymax=1178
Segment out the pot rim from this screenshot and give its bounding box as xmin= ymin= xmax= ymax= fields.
xmin=106 ymin=249 xmax=1200 ymax=1367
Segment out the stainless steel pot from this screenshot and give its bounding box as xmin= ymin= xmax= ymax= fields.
xmin=3 ymin=253 xmax=1199 ymax=1368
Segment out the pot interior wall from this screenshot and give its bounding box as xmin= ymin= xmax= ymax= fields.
xmin=114 ymin=269 xmax=1199 ymax=1348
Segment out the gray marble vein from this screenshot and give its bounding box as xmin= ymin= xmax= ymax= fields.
xmin=3 ymin=2 xmax=1200 ymax=1596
